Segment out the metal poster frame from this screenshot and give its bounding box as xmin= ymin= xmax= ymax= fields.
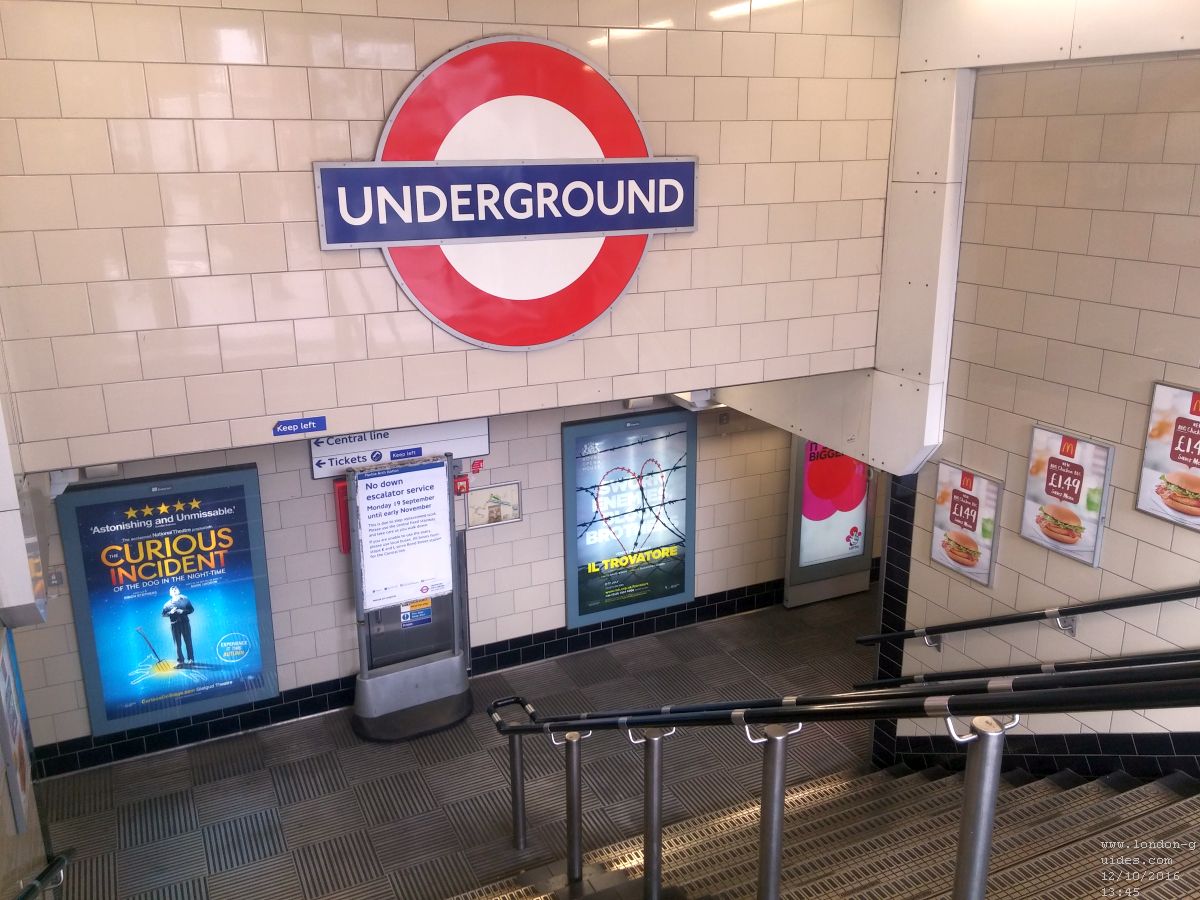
xmin=1020 ymin=426 xmax=1114 ymax=569
xmin=562 ymin=409 xmax=697 ymax=629
xmin=1135 ymin=381 xmax=1200 ymax=533
xmin=465 ymin=481 xmax=522 ymax=529
xmin=930 ymin=462 xmax=1003 ymax=588
xmin=55 ymin=465 xmax=276 ymax=737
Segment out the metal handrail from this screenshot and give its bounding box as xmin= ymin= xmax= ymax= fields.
xmin=14 ymin=852 xmax=70 ymax=900
xmin=526 ymin=659 xmax=1200 ymax=722
xmin=857 ymin=647 xmax=1200 ymax=689
xmin=489 ymin=675 xmax=1200 ymax=900
xmin=855 ymin=584 xmax=1200 ymax=645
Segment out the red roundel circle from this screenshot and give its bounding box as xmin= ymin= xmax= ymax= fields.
xmin=377 ymin=38 xmax=652 ymax=350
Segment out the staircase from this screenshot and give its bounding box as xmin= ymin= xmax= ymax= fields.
xmin=450 ymin=766 xmax=1200 ymax=899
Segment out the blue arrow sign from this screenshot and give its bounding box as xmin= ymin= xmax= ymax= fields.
xmin=273 ymin=416 xmax=327 ymax=438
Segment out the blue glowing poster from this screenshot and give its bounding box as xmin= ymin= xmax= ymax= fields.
xmin=56 ymin=465 xmax=276 ymax=736
xmin=563 ymin=409 xmax=697 ymax=628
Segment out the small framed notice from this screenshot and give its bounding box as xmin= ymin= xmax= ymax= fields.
xmin=1137 ymin=382 xmax=1200 ymax=531
xmin=1020 ymin=427 xmax=1113 ymax=567
xmin=931 ymin=462 xmax=1002 ymax=586
xmin=466 ymin=481 xmax=522 ymax=529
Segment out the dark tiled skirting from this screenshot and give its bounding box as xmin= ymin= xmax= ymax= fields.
xmin=34 ymin=579 xmax=793 ymax=780
xmin=895 ymin=731 xmax=1200 ymax=780
xmin=870 ymin=474 xmax=917 ymax=769
xmin=468 ymin=579 xmax=786 ymax=674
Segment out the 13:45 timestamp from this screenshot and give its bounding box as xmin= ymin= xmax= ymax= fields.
xmin=1102 ymin=888 xmax=1140 ymax=897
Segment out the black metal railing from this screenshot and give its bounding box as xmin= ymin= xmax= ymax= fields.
xmin=489 ymin=670 xmax=1200 ymax=900
xmin=856 ymin=584 xmax=1199 ymax=646
xmin=14 ymin=852 xmax=70 ymax=900
xmin=857 ymin=646 xmax=1200 ymax=689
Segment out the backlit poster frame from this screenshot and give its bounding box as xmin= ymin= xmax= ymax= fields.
xmin=1020 ymin=426 xmax=1113 ymax=568
xmin=56 ymin=465 xmax=276 ymax=737
xmin=1136 ymin=382 xmax=1200 ymax=532
xmin=562 ymin=409 xmax=697 ymax=629
xmin=0 ymin=630 xmax=31 ymax=833
xmin=931 ymin=462 xmax=1002 ymax=587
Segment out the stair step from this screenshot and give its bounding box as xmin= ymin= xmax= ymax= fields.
xmin=974 ymin=775 xmax=1200 ymax=900
xmin=849 ymin=773 xmax=1190 ymax=899
xmin=585 ymin=766 xmax=913 ymax=869
xmin=605 ymin=768 xmax=954 ymax=880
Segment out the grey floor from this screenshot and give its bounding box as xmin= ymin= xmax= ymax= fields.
xmin=37 ymin=592 xmax=880 ymax=900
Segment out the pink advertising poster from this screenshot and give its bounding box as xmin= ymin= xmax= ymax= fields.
xmin=932 ymin=463 xmax=1001 ymax=586
xmin=1137 ymin=383 xmax=1200 ymax=532
xmin=798 ymin=442 xmax=869 ymax=567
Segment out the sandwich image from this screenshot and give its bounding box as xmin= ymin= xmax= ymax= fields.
xmin=941 ymin=530 xmax=981 ymax=567
xmin=1156 ymin=471 xmax=1200 ymax=516
xmin=1036 ymin=503 xmax=1084 ymax=544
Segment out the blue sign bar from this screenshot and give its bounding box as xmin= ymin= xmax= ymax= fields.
xmin=273 ymin=416 xmax=327 ymax=437
xmin=390 ymin=447 xmax=423 ymax=461
xmin=316 ymin=158 xmax=697 ymax=248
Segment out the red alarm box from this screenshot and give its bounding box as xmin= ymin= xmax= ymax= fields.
xmin=334 ymin=477 xmax=350 ymax=554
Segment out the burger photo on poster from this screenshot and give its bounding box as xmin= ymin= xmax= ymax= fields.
xmin=1035 ymin=503 xmax=1084 ymax=544
xmin=1156 ymin=470 xmax=1200 ymax=517
xmin=941 ymin=530 xmax=981 ymax=567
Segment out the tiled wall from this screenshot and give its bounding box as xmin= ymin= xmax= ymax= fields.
xmin=0 ymin=0 xmax=899 ymax=473
xmin=898 ymin=56 xmax=1200 ymax=738
xmin=12 ymin=403 xmax=793 ymax=748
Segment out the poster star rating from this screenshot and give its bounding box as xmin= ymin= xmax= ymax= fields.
xmin=123 ymin=498 xmax=203 ymax=518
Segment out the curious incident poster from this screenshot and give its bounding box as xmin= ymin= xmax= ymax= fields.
xmin=56 ymin=465 xmax=276 ymax=735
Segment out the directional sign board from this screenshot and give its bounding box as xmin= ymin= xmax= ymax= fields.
xmin=310 ymin=419 xmax=489 ymax=479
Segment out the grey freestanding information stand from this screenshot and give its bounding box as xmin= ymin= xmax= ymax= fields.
xmin=348 ymin=455 xmax=471 ymax=740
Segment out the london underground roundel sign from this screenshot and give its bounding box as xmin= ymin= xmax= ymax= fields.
xmin=315 ymin=37 xmax=698 ymax=350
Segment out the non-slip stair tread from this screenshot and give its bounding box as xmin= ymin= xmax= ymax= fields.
xmin=784 ymin=774 xmax=1131 ymax=899
xmin=847 ymin=776 xmax=1191 ymax=899
xmin=591 ymin=767 xmax=951 ymax=876
xmin=584 ymin=767 xmax=911 ymax=866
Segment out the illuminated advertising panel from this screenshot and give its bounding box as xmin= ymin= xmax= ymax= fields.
xmin=798 ymin=441 xmax=869 ymax=567
xmin=563 ymin=410 xmax=697 ymax=628
xmin=932 ymin=462 xmax=1002 ymax=587
xmin=1137 ymin=382 xmax=1200 ymax=532
xmin=56 ymin=466 xmax=276 ymax=736
xmin=1020 ymin=427 xmax=1112 ymax=568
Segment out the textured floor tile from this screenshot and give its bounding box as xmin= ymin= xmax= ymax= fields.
xmin=580 ymin=677 xmax=658 ymax=712
xmin=50 ymin=809 xmax=118 ymax=858
xmin=558 ymin=648 xmax=628 ymax=687
xmin=671 ymin=770 xmax=753 ymax=816
xmin=259 ymin=716 xmax=335 ymax=767
xmin=370 ymin=808 xmax=462 ymax=868
xmin=313 ymin=877 xmax=396 ymax=900
xmin=354 ymin=769 xmax=434 ymax=826
xmin=192 ymin=769 xmax=277 ymax=826
xmin=189 ymin=735 xmax=265 ymax=786
xmin=293 ymin=830 xmax=382 ymax=900
xmin=410 ymin=722 xmax=482 ymax=767
xmin=202 ymin=807 xmax=286 ymax=873
xmin=537 ymin=807 xmax=624 ymax=857
xmin=501 ymin=659 xmax=574 ymax=698
xmin=487 ymin=732 xmax=564 ymax=783
xmin=271 ymin=752 xmax=347 ymax=806
xmin=522 ymin=687 xmax=592 ymax=719
xmin=205 ymin=854 xmax=301 ymax=900
xmin=521 ymin=770 xmax=601 ymax=823
xmin=444 ymin=788 xmax=513 ymax=846
xmin=685 ymin=652 xmax=754 ymax=687
xmin=463 ymin=833 xmax=556 ymax=885
xmin=117 ymin=789 xmax=199 ymax=849
xmin=112 ymin=750 xmax=194 ymax=803
xmin=389 ymin=853 xmax=477 ymax=900
xmin=323 ymin=710 xmax=359 ymax=750
xmin=124 ymin=875 xmax=209 ymax=900
xmin=424 ymin=750 xmax=503 ymax=806
xmin=336 ymin=739 xmax=418 ymax=784
xmin=582 ymin=752 xmax=648 ymax=804
xmin=607 ymin=636 xmax=684 ymax=673
xmin=279 ymin=789 xmax=366 ymax=849
xmin=117 ymin=831 xmax=208 ymax=896
xmin=62 ymin=850 xmax=117 ymax=900
xmin=37 ymin=767 xmax=113 ymax=822
xmin=604 ymin=789 xmax=689 ymax=832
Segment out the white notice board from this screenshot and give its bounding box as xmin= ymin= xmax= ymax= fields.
xmin=350 ymin=457 xmax=454 ymax=614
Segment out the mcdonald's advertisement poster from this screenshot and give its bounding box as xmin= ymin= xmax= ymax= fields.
xmin=563 ymin=409 xmax=696 ymax=628
xmin=56 ymin=466 xmax=276 ymax=735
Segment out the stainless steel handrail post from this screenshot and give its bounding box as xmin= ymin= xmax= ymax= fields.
xmin=630 ymin=726 xmax=672 ymax=900
xmin=508 ymin=733 xmax=527 ymax=850
xmin=564 ymin=730 xmax=586 ymax=884
xmin=753 ymin=722 xmax=798 ymax=900
xmin=948 ymin=714 xmax=1018 ymax=900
